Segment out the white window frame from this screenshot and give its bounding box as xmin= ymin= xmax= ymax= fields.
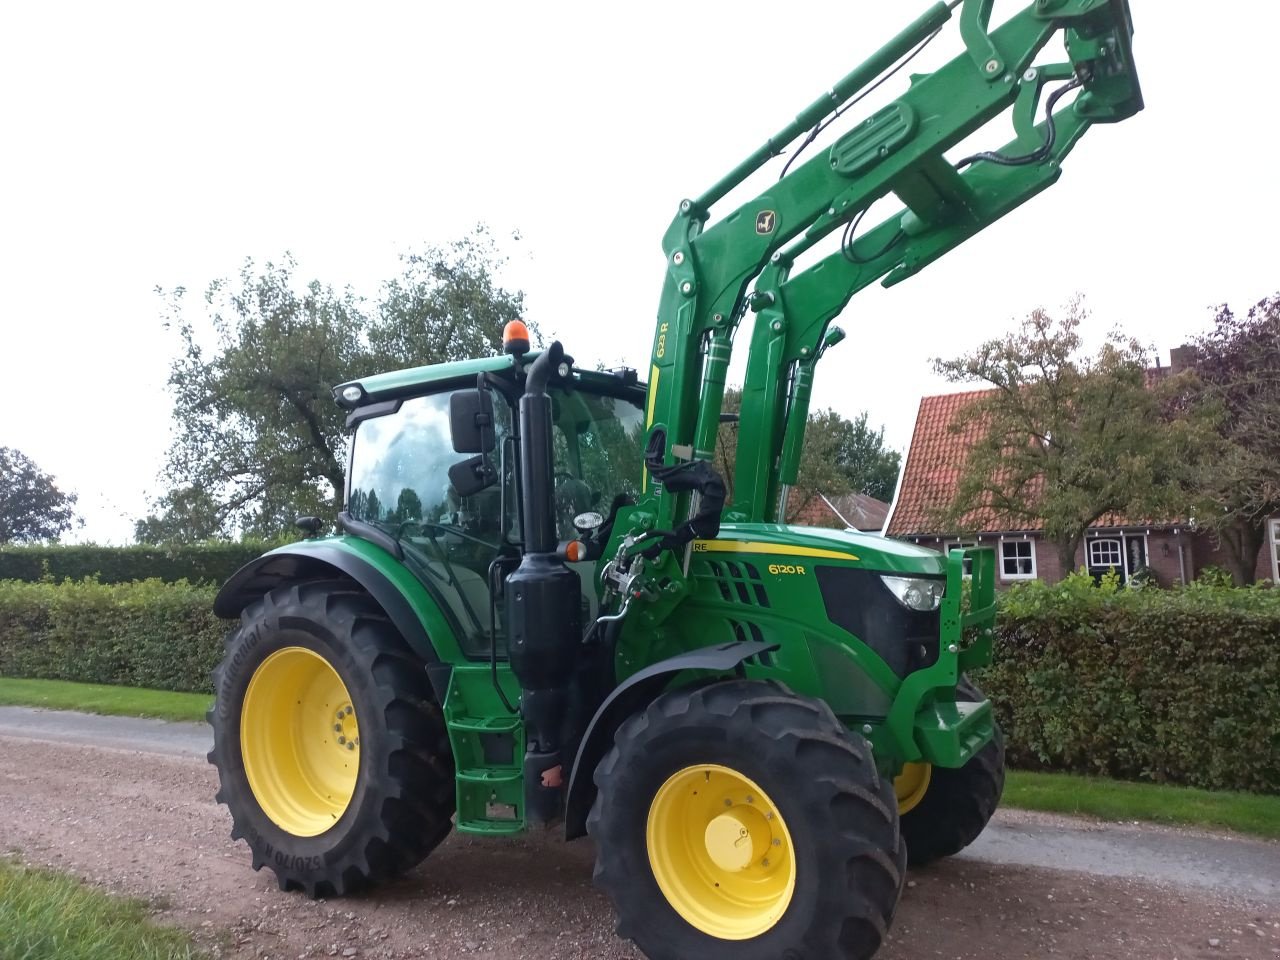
xmin=999 ymin=539 xmax=1037 ymax=581
xmin=944 ymin=541 xmax=976 ymax=578
xmin=1270 ymin=519 xmax=1280 ymax=583
xmin=1089 ymin=538 xmax=1123 ymax=570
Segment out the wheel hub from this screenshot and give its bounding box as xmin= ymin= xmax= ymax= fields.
xmin=646 ymin=764 xmax=796 ymax=940
xmin=240 ymin=646 xmax=361 ymax=837
xmin=703 ymin=805 xmax=772 ymax=872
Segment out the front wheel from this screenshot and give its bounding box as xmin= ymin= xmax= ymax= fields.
xmin=897 ymin=677 xmax=1005 ymax=866
xmin=588 ymin=680 xmax=905 ymax=960
xmin=208 ymin=580 xmax=455 ymax=897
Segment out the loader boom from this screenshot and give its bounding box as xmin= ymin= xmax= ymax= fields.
xmin=641 ymin=0 xmax=1141 ymax=530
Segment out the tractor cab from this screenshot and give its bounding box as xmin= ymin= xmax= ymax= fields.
xmin=337 ymin=351 xmax=647 ymax=657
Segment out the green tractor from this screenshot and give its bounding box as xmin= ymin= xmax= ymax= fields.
xmin=208 ymin=3 xmax=1142 ymax=958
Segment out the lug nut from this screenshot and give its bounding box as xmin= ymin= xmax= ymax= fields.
xmin=347 ymin=742 xmax=355 ymax=751
xmin=337 ymin=735 xmax=346 ymax=745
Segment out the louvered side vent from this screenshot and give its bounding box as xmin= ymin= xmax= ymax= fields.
xmin=726 ymin=619 xmax=776 ymax=667
xmin=705 ymin=560 xmax=771 ymax=608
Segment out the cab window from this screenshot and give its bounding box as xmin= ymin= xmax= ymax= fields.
xmin=347 ymin=390 xmax=515 ymax=656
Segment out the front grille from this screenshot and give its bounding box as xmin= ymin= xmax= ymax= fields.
xmin=815 ymin=566 xmax=942 ymax=678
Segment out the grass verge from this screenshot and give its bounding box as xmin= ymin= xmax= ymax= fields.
xmin=1005 ymin=769 xmax=1280 ymax=840
xmin=0 ymin=859 xmax=205 ymax=959
xmin=0 ymin=677 xmax=210 ymax=723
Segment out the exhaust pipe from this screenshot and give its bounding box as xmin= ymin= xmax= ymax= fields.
xmin=505 ymin=342 xmax=582 ymax=824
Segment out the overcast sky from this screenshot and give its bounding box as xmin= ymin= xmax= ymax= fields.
xmin=3 ymin=1 xmax=1276 ymax=544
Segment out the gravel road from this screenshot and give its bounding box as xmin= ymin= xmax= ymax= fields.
xmin=1 ymin=707 xmax=1277 ymax=960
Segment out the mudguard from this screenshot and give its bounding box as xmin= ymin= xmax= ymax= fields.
xmin=214 ymin=545 xmax=439 ymax=667
xmin=563 ymin=640 xmax=777 ymax=840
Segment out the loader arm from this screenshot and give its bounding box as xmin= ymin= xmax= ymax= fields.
xmin=640 ymin=0 xmax=1142 ymax=532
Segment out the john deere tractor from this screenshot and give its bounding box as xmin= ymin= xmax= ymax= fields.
xmin=208 ymin=3 xmax=1142 ymax=957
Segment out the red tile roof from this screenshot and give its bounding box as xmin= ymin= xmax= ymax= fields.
xmin=885 ymin=386 xmax=1177 ymax=538
xmin=885 ymin=390 xmax=996 ymax=537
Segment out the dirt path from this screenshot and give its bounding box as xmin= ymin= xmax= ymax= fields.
xmin=0 ymin=725 xmax=1277 ymax=959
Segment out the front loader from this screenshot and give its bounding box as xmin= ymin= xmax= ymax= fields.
xmin=208 ymin=3 xmax=1143 ymax=958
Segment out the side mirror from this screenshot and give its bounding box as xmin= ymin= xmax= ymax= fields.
xmin=449 ymin=455 xmax=498 ymax=497
xmin=450 ymin=390 xmax=495 ymax=454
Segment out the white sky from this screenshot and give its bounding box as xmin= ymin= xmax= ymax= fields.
xmin=2 ymin=1 xmax=1276 ymax=544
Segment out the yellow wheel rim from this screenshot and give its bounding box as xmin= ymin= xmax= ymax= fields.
xmin=646 ymin=764 xmax=796 ymax=941
xmin=240 ymin=646 xmax=360 ymax=837
xmin=894 ymin=762 xmax=932 ymax=815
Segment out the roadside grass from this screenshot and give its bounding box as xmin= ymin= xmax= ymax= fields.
xmin=0 ymin=859 xmax=205 ymax=960
xmin=1005 ymin=769 xmax=1280 ymax=840
xmin=0 ymin=677 xmax=210 ymax=723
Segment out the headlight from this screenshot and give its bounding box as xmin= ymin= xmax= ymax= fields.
xmin=880 ymin=575 xmax=945 ymax=612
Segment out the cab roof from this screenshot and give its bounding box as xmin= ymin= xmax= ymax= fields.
xmin=332 ymin=351 xmax=641 ymax=410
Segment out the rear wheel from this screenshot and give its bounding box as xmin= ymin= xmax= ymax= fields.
xmin=588 ymin=680 xmax=905 ymax=960
xmin=208 ymin=580 xmax=455 ymax=896
xmin=897 ymin=678 xmax=1004 ymax=866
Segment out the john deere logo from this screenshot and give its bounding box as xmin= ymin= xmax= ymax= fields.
xmin=755 ymin=210 xmax=777 ymax=235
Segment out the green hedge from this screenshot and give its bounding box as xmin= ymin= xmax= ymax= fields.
xmin=974 ymin=573 xmax=1280 ymax=794
xmin=0 ymin=542 xmax=274 ymax=585
xmin=0 ymin=580 xmax=225 ymax=694
xmin=1 ymin=573 xmax=1276 ymax=793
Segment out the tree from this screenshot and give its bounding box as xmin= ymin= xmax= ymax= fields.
xmin=713 ymin=388 xmax=900 ymax=524
xmin=1188 ymin=295 xmax=1280 ymax=584
xmin=140 ymin=228 xmax=525 ymax=543
xmin=0 ymin=447 xmax=79 ymax=543
xmin=827 ymin=411 xmax=901 ymax=503
xmin=931 ymin=299 xmax=1217 ymax=572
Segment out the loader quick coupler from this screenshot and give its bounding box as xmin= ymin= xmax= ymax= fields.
xmin=506 ymin=340 xmax=583 ymax=824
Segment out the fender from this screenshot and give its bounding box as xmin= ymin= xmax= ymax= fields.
xmin=214 ymin=544 xmax=440 ymax=667
xmin=563 ymin=640 xmax=777 ymax=841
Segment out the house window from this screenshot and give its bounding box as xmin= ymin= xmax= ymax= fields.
xmin=1089 ymin=538 xmax=1123 ymax=570
xmin=944 ymin=542 xmax=976 ymax=577
xmin=1000 ymin=540 xmax=1036 ymax=580
xmin=1271 ymin=520 xmax=1280 ymax=583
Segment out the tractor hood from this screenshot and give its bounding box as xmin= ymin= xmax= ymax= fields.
xmin=703 ymin=523 xmax=945 ymax=577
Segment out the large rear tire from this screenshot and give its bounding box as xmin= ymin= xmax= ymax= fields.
xmin=898 ymin=677 xmax=1004 ymax=866
xmin=588 ymin=680 xmax=905 ymax=960
xmin=208 ymin=580 xmax=454 ymax=897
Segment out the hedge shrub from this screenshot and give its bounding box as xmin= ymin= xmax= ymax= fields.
xmin=974 ymin=573 xmax=1280 ymax=794
xmin=0 ymin=572 xmax=1276 ymax=793
xmin=0 ymin=542 xmax=277 ymax=585
xmin=0 ymin=579 xmax=225 ymax=694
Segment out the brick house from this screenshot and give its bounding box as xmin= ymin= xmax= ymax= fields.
xmin=883 ymin=359 xmax=1280 ymax=587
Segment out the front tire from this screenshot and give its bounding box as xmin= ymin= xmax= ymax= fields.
xmin=588 ymin=680 xmax=905 ymax=960
xmin=208 ymin=580 xmax=455 ymax=897
xmin=898 ymin=678 xmax=1005 ymax=866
